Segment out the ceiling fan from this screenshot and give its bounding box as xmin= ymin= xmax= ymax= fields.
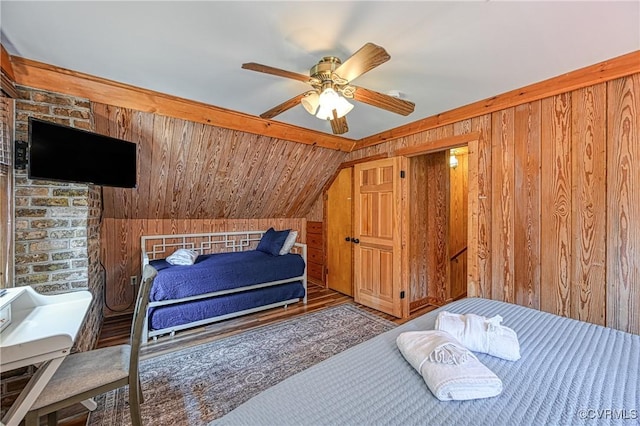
xmin=242 ymin=42 xmax=415 ymax=135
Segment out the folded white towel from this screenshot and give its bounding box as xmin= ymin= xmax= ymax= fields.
xmin=396 ymin=331 xmax=503 ymax=401
xmin=435 ymin=311 xmax=521 ymax=361
xmin=166 ymin=248 xmax=199 ymax=265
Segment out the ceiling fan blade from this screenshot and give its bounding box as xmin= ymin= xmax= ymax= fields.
xmin=352 ymin=86 xmax=415 ymax=116
xmin=242 ymin=62 xmax=311 ymax=84
xmin=260 ymin=93 xmax=307 ymax=119
xmin=334 ymin=43 xmax=390 ymax=82
xmin=330 ymin=112 xmax=349 ymax=135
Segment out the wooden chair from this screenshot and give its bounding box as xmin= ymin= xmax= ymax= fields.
xmin=25 ymin=265 xmax=158 ymax=426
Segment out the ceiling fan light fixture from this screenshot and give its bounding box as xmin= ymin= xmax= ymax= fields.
xmin=301 ymin=92 xmax=320 ymax=115
xmin=315 ymin=87 xmax=354 ymax=120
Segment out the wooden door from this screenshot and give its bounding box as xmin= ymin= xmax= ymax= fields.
xmin=326 ymin=168 xmax=353 ymax=295
xmin=353 ymin=157 xmax=403 ymax=317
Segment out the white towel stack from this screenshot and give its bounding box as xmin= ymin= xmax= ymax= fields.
xmin=435 ymin=311 xmax=521 ymax=361
xmin=166 ymin=248 xmax=199 ymax=265
xmin=396 ymin=331 xmax=503 ymax=401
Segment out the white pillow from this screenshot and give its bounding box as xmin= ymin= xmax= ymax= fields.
xmin=166 ymin=248 xmax=199 ymax=265
xmin=279 ymin=230 xmax=298 ymax=255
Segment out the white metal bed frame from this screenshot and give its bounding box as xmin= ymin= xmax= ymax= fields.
xmin=140 ymin=230 xmax=307 ymax=341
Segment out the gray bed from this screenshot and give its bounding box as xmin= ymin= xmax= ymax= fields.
xmin=211 ymin=297 xmax=639 ymax=426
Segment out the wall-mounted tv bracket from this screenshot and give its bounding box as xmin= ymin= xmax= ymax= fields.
xmin=14 ymin=140 xmax=27 ymax=170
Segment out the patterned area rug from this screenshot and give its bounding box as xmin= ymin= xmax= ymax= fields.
xmin=88 ymin=303 xmax=395 ymax=426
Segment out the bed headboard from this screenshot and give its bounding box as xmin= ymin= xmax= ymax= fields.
xmin=141 ymin=230 xmax=306 ymax=268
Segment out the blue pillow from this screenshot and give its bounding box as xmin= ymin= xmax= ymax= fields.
xmin=256 ymin=228 xmax=290 ymax=256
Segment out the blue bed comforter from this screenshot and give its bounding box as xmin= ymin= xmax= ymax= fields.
xmin=149 ymin=250 xmax=305 ymax=302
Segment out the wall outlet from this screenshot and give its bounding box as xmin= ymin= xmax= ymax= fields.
xmin=130 ymin=275 xmax=138 ymax=286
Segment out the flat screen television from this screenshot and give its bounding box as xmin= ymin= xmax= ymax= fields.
xmin=28 ymin=117 xmax=137 ymax=188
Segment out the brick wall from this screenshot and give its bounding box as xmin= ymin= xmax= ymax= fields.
xmin=1 ymin=87 xmax=104 ymax=417
xmin=14 ymin=88 xmax=94 ymax=292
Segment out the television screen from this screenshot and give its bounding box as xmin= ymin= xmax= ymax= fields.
xmin=28 ymin=117 xmax=137 ymax=188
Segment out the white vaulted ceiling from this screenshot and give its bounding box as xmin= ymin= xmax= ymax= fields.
xmin=1 ymin=1 xmax=638 ymax=140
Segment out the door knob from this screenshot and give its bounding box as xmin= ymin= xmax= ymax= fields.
xmin=345 ymin=237 xmax=351 ymax=242
xmin=352 ymin=238 xmax=360 ymax=244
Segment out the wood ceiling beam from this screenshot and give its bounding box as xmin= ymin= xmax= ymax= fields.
xmin=9 ymin=55 xmax=356 ymax=152
xmin=1 ymin=44 xmax=19 ymax=98
xmin=356 ymin=50 xmax=640 ymax=150
xmin=1 ymin=45 xmax=16 ymax=81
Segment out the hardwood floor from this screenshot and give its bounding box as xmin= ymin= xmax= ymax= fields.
xmin=57 ymin=282 xmax=438 ymax=425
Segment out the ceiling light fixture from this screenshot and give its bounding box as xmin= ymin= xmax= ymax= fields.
xmin=302 ymin=86 xmax=353 ymax=121
xmin=315 ymin=87 xmax=353 ymax=120
xmin=299 ymin=56 xmax=355 ymax=122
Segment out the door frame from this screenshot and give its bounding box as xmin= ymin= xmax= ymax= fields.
xmin=395 ymin=132 xmax=480 ymax=309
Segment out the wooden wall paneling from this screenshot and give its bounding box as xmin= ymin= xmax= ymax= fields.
xmin=491 ymin=108 xmax=516 ymax=303
xmin=274 ymin=141 xmax=312 ymax=217
xmin=190 ymin=124 xmax=215 ymax=219
xmin=540 ymin=93 xmax=572 ymax=317
xmin=466 ymin=139 xmax=479 ymax=297
xmin=513 ymin=101 xmax=541 ymax=309
xmin=469 ymin=115 xmax=492 ymax=298
xmin=437 ymin=152 xmax=450 ymax=304
xmin=284 ymin=145 xmax=336 ymax=218
xmin=394 ymin=132 xmax=480 ymax=158
xmin=231 ymin=133 xmax=267 ymax=218
xmin=145 ymin=218 xmax=162 ymax=236
xmin=196 ymin=126 xmax=223 ymax=218
xmin=115 ymin=107 xmax=138 ymax=219
xmin=462 ymin=152 xmax=469 ymax=241
xmin=167 ymin=120 xmax=191 ymax=220
xmin=254 ymin=140 xmax=294 ymax=217
xmin=449 ymin=150 xmax=468 ymax=257
xmin=130 ymin=110 xmax=155 ymax=219
xmin=91 ymin=104 xmax=118 ymax=218
xmin=436 ymin=123 xmax=455 ymax=141
xmin=105 ymin=218 xmax=136 ymax=313
xmin=453 ymin=119 xmax=473 ymax=135
xmin=408 ymin=155 xmax=429 ymax=307
xmin=306 ymin=195 xmax=323 ymax=222
xmin=279 ymin=143 xmax=318 ymax=217
xmin=241 ymin=137 xmax=288 ymax=218
xmin=176 ymin=123 xmax=201 ymax=220
xmin=217 ymin=127 xmax=245 ymax=218
xmin=290 ymin=149 xmax=347 ymax=217
xmin=231 ymin=134 xmax=273 ymax=218
xmin=150 ymin=115 xmax=174 ymax=219
xmin=607 ymin=74 xmax=640 ymax=334
xmin=274 ymin=142 xmax=317 ymax=218
xmin=128 ymin=218 xmax=146 ymax=302
xmin=449 ymin=149 xmax=469 ymax=301
xmin=338 ymin=72 xmax=639 ymax=332
xmin=228 ymin=133 xmax=262 ymax=218
xmin=425 ymin=151 xmax=449 ymax=304
xmin=214 ymin=131 xmax=244 ymax=218
xmin=571 ymin=83 xmax=607 ymax=326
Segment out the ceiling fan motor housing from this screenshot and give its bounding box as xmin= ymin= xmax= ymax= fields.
xmin=309 ymin=56 xmax=342 ymax=81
